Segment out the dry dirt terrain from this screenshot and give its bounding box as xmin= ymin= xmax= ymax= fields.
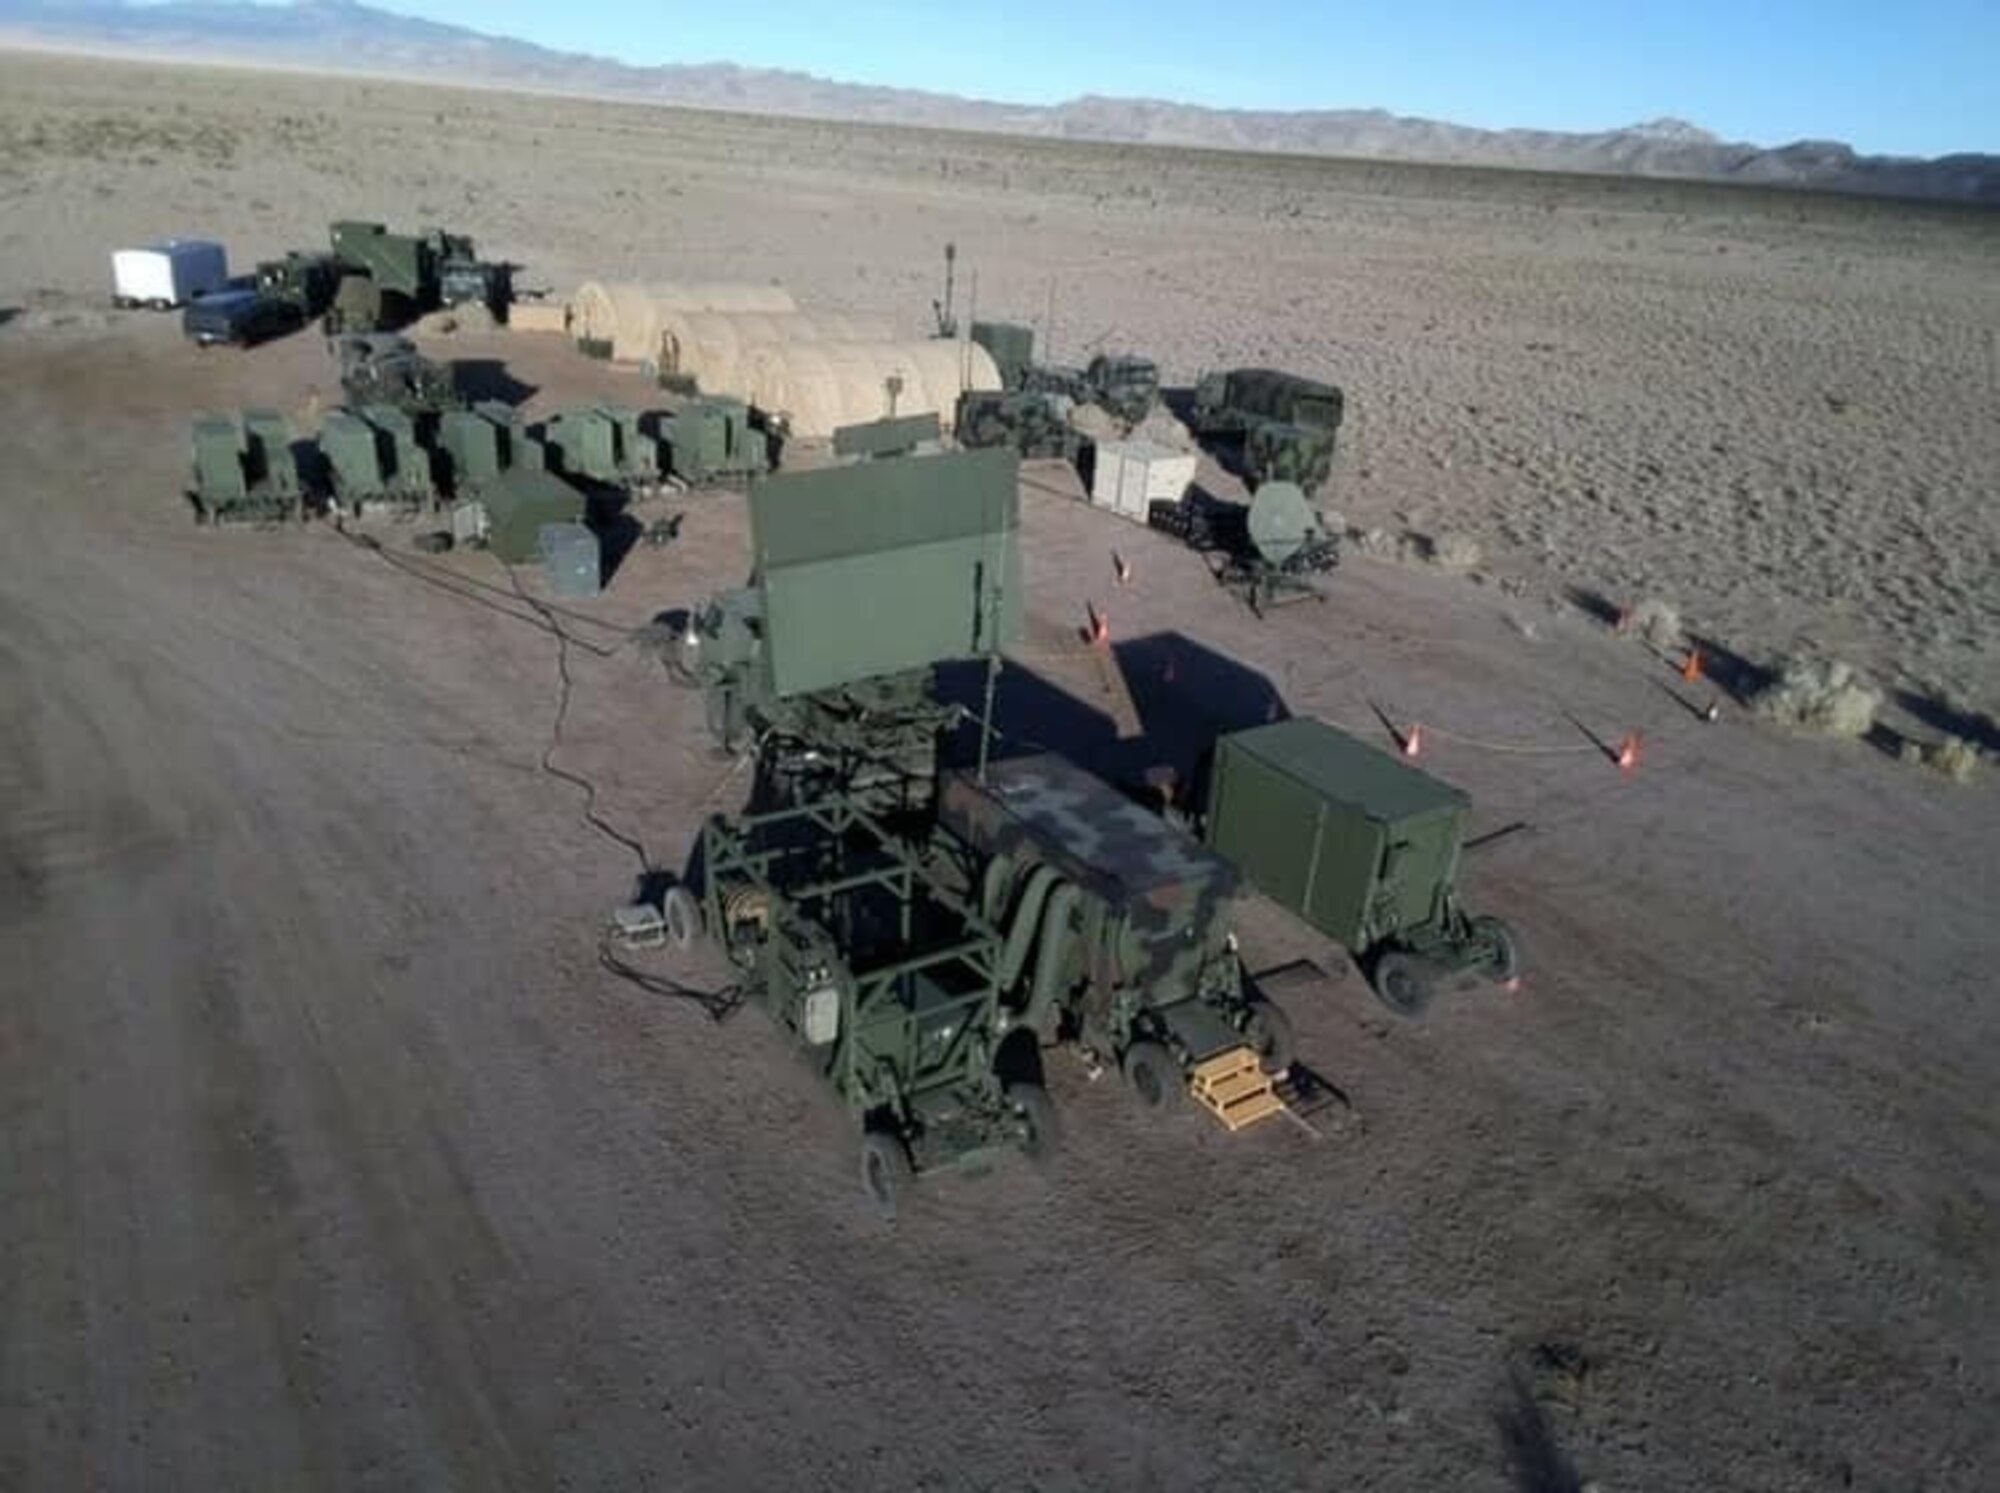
xmin=2 ymin=50 xmax=1997 ymax=1492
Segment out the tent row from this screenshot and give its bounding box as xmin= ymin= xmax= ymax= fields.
xmin=552 ymin=280 xmax=1000 ymax=439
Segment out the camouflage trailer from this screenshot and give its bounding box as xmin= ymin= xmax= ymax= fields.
xmin=1190 ymin=367 xmax=1346 ymax=496
xmin=1081 ymin=353 xmax=1161 ymax=426
xmin=358 ymin=404 xmax=435 ymax=513
xmin=542 ymin=407 xmax=619 ymax=485
xmin=186 ymin=410 xmax=302 ymax=524
xmin=954 ymin=388 xmax=1084 ymax=463
xmin=934 ymin=752 xmax=1295 ymax=1129
xmin=672 ymin=788 xmax=1055 ymax=1216
xmin=334 ymin=333 xmax=459 ymax=415
xmin=663 ymin=397 xmax=766 ymax=486
xmin=1201 ymin=716 xmax=1517 ymax=1015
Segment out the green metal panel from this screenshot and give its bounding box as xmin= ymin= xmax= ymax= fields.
xmin=241 ymin=410 xmax=298 ymax=499
xmin=1204 ymin=716 xmax=1467 ymax=949
xmin=318 ymin=410 xmax=384 ymax=499
xmin=594 ymin=403 xmax=658 ymax=478
xmin=668 ymin=397 xmax=765 ymax=483
xmin=752 ymin=448 xmax=1022 ymax=698
xmin=832 ymin=413 xmax=941 ymax=460
xmin=360 ymin=404 xmax=430 ymax=499
xmin=545 ymin=408 xmax=617 ymax=482
xmin=439 ymin=408 xmax=501 ymax=490
xmin=191 ymin=416 xmax=247 ymax=507
xmin=971 ymin=321 xmax=1034 ymax=389
xmin=481 ymin=468 xmax=584 ymax=563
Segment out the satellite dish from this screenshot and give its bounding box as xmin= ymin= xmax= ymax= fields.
xmin=1247 ymin=481 xmax=1318 ymax=565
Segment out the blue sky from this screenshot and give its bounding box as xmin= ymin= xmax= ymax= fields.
xmin=385 ymin=1 xmax=1993 ymax=156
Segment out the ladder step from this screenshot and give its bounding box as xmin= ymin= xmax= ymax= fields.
xmin=1185 ymin=1045 xmax=1287 ymax=1133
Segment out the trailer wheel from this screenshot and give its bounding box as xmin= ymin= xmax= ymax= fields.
xmin=1005 ymin=1082 xmax=1062 ymax=1163
xmin=1369 ymin=951 xmax=1436 ymax=1018
xmin=1471 ymin=916 xmax=1520 ymax=984
xmin=1243 ymin=999 xmax=1296 ymax=1075
xmin=1123 ymin=1041 xmax=1179 ymax=1110
xmin=661 ymin=885 xmax=702 ymax=951
xmin=859 ymin=1131 xmax=911 ymax=1219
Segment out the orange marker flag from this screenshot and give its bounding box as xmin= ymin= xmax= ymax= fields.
xmin=1403 ymin=724 xmax=1424 ymax=759
xmin=1681 ymin=646 xmax=1704 ymax=684
xmin=1616 ymin=731 xmax=1642 ymax=773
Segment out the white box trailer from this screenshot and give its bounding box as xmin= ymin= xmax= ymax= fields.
xmin=1090 ymin=439 xmax=1197 ymax=521
xmin=111 ymin=240 xmax=229 ymax=309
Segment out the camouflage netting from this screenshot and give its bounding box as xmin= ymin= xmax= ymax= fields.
xmin=1067 ymin=401 xmax=1195 ymax=450
xmin=1752 ymin=656 xmax=1883 ymax=738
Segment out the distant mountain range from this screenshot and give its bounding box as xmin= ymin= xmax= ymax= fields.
xmin=4 ymin=0 xmax=1996 ymax=205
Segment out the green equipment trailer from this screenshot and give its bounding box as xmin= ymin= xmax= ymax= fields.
xmin=1190 ymin=367 xmax=1345 ymax=496
xmin=1201 ymin=716 xmax=1517 ymax=1015
xmin=359 ymin=405 xmax=435 ymax=513
xmin=476 ymin=468 xmax=586 ymax=564
xmin=186 ymin=410 xmax=301 ymax=524
xmin=663 ymin=397 xmax=767 ymax=486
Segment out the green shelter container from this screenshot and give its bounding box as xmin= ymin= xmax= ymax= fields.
xmin=1202 ymin=716 xmax=1469 ymax=954
xmin=482 ymin=468 xmax=584 ymax=564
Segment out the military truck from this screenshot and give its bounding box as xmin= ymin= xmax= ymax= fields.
xmin=952 ymin=322 xmax=1139 ymax=460
xmin=1200 ymin=716 xmax=1517 ymax=1015
xmin=322 ymin=220 xmax=510 ymax=333
xmin=934 ymin=752 xmax=1297 ymax=1129
xmin=186 ymin=410 xmax=302 ymax=524
xmin=1190 ymin=368 xmax=1346 ymax=495
xmin=333 ymin=333 xmax=459 ymax=415
xmin=255 ymin=252 xmax=340 ymax=319
xmin=676 ymin=785 xmax=1056 ymax=1216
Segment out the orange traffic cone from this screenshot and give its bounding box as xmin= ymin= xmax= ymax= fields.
xmin=1681 ymin=646 xmax=1704 ymax=684
xmin=1087 ymin=604 xmax=1110 ymax=647
xmin=1616 ymin=731 xmax=1642 ymax=773
xmin=1113 ymin=552 xmax=1132 ymax=586
xmin=1614 ymin=607 xmax=1633 ymax=635
xmin=1403 ymin=724 xmax=1424 ymax=759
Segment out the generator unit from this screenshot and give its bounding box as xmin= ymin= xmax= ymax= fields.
xmin=664 ymin=397 xmax=768 ymax=486
xmin=185 ymin=410 xmax=300 ymax=524
xmin=1201 ymin=716 xmax=1516 ymax=1014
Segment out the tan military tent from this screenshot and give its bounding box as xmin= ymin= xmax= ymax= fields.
xmin=569 ymin=281 xmax=801 ymax=363
xmin=742 ymin=340 xmax=1002 ymax=439
xmin=655 ymin=310 xmax=896 ymax=398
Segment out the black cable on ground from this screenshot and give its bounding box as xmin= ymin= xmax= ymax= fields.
xmin=499 ymin=559 xmax=655 ymax=874
xmin=596 ymin=942 xmax=742 ymax=1023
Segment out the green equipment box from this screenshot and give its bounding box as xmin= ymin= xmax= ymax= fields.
xmin=1202 ymin=716 xmax=1468 ymax=955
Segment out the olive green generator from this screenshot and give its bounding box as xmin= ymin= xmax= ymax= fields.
xmin=1202 ymin=716 xmax=1516 ymax=1015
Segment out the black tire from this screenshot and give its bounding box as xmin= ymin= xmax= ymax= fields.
xmin=1005 ymin=1082 xmax=1062 ymax=1163
xmin=859 ymin=1131 xmax=911 ymax=1219
xmin=1370 ymin=950 xmax=1436 ymax=1018
xmin=1123 ymin=1040 xmax=1180 ymax=1111
xmin=1471 ymin=916 xmax=1520 ymax=984
xmin=661 ymin=885 xmax=702 ymax=952
xmin=1243 ymin=998 xmax=1296 ymax=1075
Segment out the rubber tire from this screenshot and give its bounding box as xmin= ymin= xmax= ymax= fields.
xmin=1370 ymin=950 xmax=1436 ymax=1018
xmin=1471 ymin=915 xmax=1520 ymax=984
xmin=661 ymin=885 xmax=702 ymax=952
xmin=1006 ymin=1082 xmax=1062 ymax=1163
xmin=859 ymin=1131 xmax=911 ymax=1220
xmin=1123 ymin=1041 xmax=1180 ymax=1111
xmin=1243 ymin=999 xmax=1296 ymax=1075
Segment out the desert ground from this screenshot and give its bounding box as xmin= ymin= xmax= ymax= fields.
xmin=1 ymin=49 xmax=1996 ymax=1492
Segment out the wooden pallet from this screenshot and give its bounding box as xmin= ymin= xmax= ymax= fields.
xmin=1187 ymin=1046 xmax=1286 ymax=1132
